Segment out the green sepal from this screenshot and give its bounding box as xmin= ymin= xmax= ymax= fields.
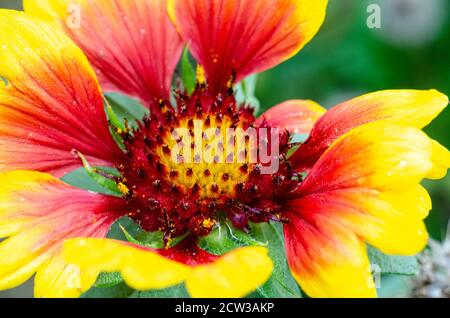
xmin=235 ymin=74 xmax=261 ymax=113
xmin=199 ymin=220 xmax=264 ymax=254
xmin=82 ymin=283 xmax=134 ymax=298
xmin=104 ymin=92 xmax=149 ymax=126
xmin=76 ymin=152 xmax=122 ymax=196
xmin=95 ymin=272 xmax=124 ymax=288
xmin=105 ymin=102 xmax=125 ymax=131
xmin=199 ymin=220 xmax=302 ymax=298
xmin=179 ymin=48 xmax=196 ymax=95
xmin=130 ymin=285 xmax=189 ymax=298
xmin=61 ymin=167 xmax=118 ymax=196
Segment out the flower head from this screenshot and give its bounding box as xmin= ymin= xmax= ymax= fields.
xmin=0 ymin=0 xmax=448 ymax=298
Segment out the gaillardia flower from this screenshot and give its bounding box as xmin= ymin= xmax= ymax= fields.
xmin=0 ymin=0 xmax=448 ymax=298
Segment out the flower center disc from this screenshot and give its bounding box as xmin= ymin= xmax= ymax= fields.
xmin=158 ymin=113 xmax=255 ymax=199
xmin=116 ymin=87 xmax=296 ymax=244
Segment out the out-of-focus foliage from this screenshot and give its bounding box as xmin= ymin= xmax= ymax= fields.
xmin=0 ymin=0 xmax=448 ymax=298
xmin=411 ymin=229 xmax=450 ymax=298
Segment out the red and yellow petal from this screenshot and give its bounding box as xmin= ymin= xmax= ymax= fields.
xmin=65 ymin=239 xmax=190 ymax=292
xmin=20 ymin=0 xmax=66 ymax=22
xmin=25 ymin=0 xmax=184 ymax=112
xmin=34 ymin=254 xmax=91 ymax=298
xmin=0 ymin=171 xmax=127 ymax=297
xmin=294 ymin=187 xmax=429 ymax=257
xmin=64 ymin=237 xmax=273 ymax=298
xmin=185 ymin=246 xmax=273 ymax=298
xmin=284 ymin=212 xmax=376 ymax=298
xmin=299 ymin=122 xmax=433 ymax=195
xmin=0 ymin=10 xmax=123 ymax=177
xmin=284 ymin=122 xmax=435 ymax=297
xmin=255 ymin=99 xmax=325 ymax=135
xmin=168 ymin=0 xmax=328 ymax=92
xmin=291 ymin=89 xmax=449 ymax=171
xmin=427 ymin=139 xmax=450 ymax=180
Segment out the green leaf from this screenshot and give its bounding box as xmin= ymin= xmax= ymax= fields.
xmin=95 ymin=272 xmax=123 ymax=288
xmin=250 ymin=223 xmax=302 ymax=298
xmin=107 ymin=217 xmax=142 ymax=240
xmin=105 ymin=102 xmax=125 ymax=131
xmin=134 ymin=231 xmax=165 ymax=248
xmin=199 ymin=221 xmax=263 ymax=254
xmin=377 ymin=275 xmax=413 ymax=298
xmin=61 ymin=167 xmax=120 ymax=196
xmin=235 ymin=74 xmax=260 ymax=113
xmin=82 ymin=283 xmax=134 ymax=298
xmin=238 ymin=74 xmax=258 ymax=99
xmin=287 ymin=133 xmax=309 ymax=158
xmin=224 ymin=222 xmax=265 ymax=247
xmin=76 ymin=152 xmax=122 ymax=195
xmin=105 ymin=92 xmax=148 ymax=126
xmin=130 ymin=284 xmax=189 ymax=298
xmin=199 ymin=223 xmax=235 ymax=254
xmin=119 ymin=224 xmax=142 ymax=245
xmin=200 ymin=221 xmax=301 ymax=298
xmin=119 ymin=222 xmax=187 ymax=249
xmin=104 ymin=93 xmax=148 ymax=150
xmin=290 ymin=133 xmax=309 ymax=144
xmin=179 ymin=48 xmax=196 ymax=94
xmin=368 ymin=246 xmax=419 ymax=276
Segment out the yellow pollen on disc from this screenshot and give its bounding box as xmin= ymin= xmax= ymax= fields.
xmin=202 ymin=218 xmax=215 ymax=229
xmin=196 ymin=65 xmax=206 ymax=86
xmin=118 ymin=182 xmax=130 ymax=195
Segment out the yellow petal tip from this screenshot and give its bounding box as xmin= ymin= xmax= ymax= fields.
xmin=186 ymin=246 xmax=273 ymax=298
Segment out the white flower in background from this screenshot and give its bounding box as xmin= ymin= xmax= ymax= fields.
xmin=412 ymin=224 xmax=450 ymax=298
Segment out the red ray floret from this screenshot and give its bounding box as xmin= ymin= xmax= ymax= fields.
xmin=24 ymin=0 xmax=184 ymax=117
xmin=0 ymin=10 xmax=125 ymax=177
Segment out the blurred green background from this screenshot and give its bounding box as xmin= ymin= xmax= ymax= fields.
xmin=0 ymin=0 xmax=448 ymax=297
